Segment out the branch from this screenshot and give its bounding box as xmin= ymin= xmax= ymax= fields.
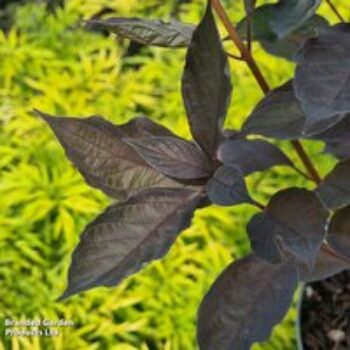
xmin=211 ymin=0 xmax=322 ymax=185
xmin=325 ymin=0 xmax=345 ymax=23
xmin=226 ymin=52 xmax=244 ymax=61
xmin=290 ymin=140 xmax=322 ymax=184
xmin=253 ymin=200 xmax=265 ymax=210
xmin=246 ymin=16 xmax=253 ymax=53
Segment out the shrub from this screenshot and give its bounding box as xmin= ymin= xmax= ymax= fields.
xmin=4 ymin=0 xmax=347 ymax=349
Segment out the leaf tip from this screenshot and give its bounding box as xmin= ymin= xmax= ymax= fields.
xmin=32 ymin=109 xmax=52 ymax=122
xmin=56 ymin=291 xmax=70 ymax=302
xmin=56 ymin=285 xmax=77 ymax=302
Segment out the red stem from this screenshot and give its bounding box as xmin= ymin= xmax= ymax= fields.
xmin=325 ymin=0 xmax=345 ymax=22
xmin=253 ymin=200 xmax=265 ymax=210
xmin=211 ymin=0 xmax=322 ymax=185
xmin=290 ymin=140 xmax=322 ymax=184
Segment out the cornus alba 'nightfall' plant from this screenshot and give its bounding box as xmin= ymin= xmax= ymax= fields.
xmin=37 ymin=0 xmax=350 ymax=349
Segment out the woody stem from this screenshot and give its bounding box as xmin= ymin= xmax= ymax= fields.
xmin=211 ymin=0 xmax=322 ymax=185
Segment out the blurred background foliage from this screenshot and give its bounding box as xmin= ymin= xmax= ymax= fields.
xmin=0 ymin=0 xmax=347 ymax=349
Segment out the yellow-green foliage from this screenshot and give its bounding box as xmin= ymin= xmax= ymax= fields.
xmin=0 ymin=1 xmax=346 ymax=349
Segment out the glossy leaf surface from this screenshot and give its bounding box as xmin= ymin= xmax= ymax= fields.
xmin=242 ymin=81 xmax=305 ymax=140
xmin=248 ymin=188 xmax=328 ymax=267
xmin=197 ymin=254 xmax=298 ymax=350
xmin=328 ymin=206 xmax=350 ymax=258
xmin=125 ymin=136 xmax=212 ymax=180
xmin=299 ymin=244 xmax=350 ymax=282
xmin=59 ymin=188 xmax=204 ymax=299
xmin=38 ymin=110 xmax=181 ymax=199
xmin=263 ymin=15 xmax=328 ymax=61
xmin=218 ymin=137 xmax=292 ymax=175
xmin=316 ymin=161 xmax=350 ymax=209
xmin=206 ymin=165 xmax=252 ymax=206
xmin=270 ymin=0 xmax=321 ymax=38
xmin=238 ymin=5 xmax=276 ymax=41
xmin=182 ymin=3 xmax=231 ymax=157
xmin=87 ymin=18 xmax=194 ymax=48
xmin=314 ymin=114 xmax=350 ymax=160
xmin=238 ymin=11 xmax=328 ymax=61
xmin=324 ymin=142 xmax=350 ymax=161
xmin=294 ymin=25 xmax=350 ymax=134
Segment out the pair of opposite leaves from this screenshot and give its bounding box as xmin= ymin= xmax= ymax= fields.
xmin=38 ymin=2 xmax=350 ymax=350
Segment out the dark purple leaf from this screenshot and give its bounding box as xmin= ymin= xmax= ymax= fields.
xmin=59 ymin=188 xmax=205 ymax=299
xmin=119 ymin=116 xmax=176 ymax=138
xmin=313 ymin=113 xmax=350 ymax=160
xmin=242 ymin=81 xmax=305 ymax=140
xmin=324 ymin=142 xmax=350 ymax=161
xmin=243 ymin=79 xmax=345 ymax=140
xmin=125 ymin=136 xmax=212 ymax=180
xmin=248 ymin=214 xmax=283 ymax=264
xmin=328 ymin=206 xmax=350 ymax=258
xmin=217 ymin=137 xmax=292 ymax=175
xmin=262 ymin=15 xmax=328 ymax=61
xmin=316 ymin=161 xmax=350 ymax=209
xmin=182 ymin=2 xmax=232 ymax=157
xmin=314 ymin=113 xmax=350 ymax=144
xmin=238 ymin=5 xmax=277 ymax=42
xmin=86 ymin=18 xmax=194 ymax=48
xmin=299 ymin=244 xmax=350 ymax=282
xmin=248 ymin=188 xmax=328 ymax=267
xmin=197 ymin=254 xmax=298 ymax=350
xmin=238 ymin=3 xmax=324 ymax=43
xmin=205 ymin=165 xmax=253 ymax=206
xmin=294 ymin=25 xmax=350 ymax=134
xmin=270 ymin=0 xmax=321 ymax=38
xmin=238 ymin=11 xmax=328 ymax=61
xmin=37 ymin=110 xmax=181 ymax=199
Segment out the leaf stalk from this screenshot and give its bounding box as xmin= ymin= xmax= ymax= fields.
xmin=325 ymin=0 xmax=345 ymax=23
xmin=211 ymin=0 xmax=322 ymax=185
